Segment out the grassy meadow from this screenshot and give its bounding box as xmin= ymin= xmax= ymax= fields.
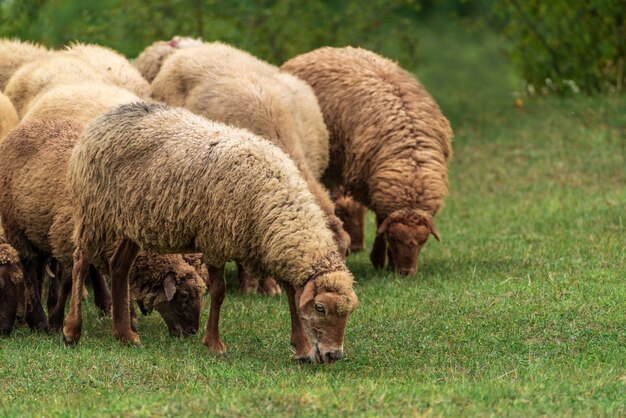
xmin=1 ymin=19 xmax=625 ymax=417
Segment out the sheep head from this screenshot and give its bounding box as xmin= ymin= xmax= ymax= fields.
xmin=327 ymin=214 xmax=351 ymax=258
xmin=295 ymin=271 xmax=358 ymax=364
xmin=333 ymin=193 xmax=367 ymax=253
xmin=137 ymin=270 xmax=206 ymax=337
xmin=374 ymin=208 xmax=440 ymax=276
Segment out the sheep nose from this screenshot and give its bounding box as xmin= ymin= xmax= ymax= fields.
xmin=323 ymin=349 xmax=344 ymax=363
xmin=185 ymin=326 xmax=198 ymax=336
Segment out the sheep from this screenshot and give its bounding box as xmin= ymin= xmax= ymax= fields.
xmin=4 ymin=54 xmax=107 ymax=117
xmin=333 ymin=189 xmax=368 ymax=253
xmin=0 ymin=39 xmax=50 ymax=91
xmin=0 ymin=91 xmax=18 ymax=139
xmin=151 ymin=42 xmax=349 ymax=291
xmin=282 ymin=46 xmax=453 ymax=276
xmin=0 ymin=117 xmax=207 ymax=336
xmin=22 ymin=82 xmax=141 ymax=125
xmin=64 ymin=102 xmax=358 ymax=363
xmin=134 ymin=36 xmax=203 ymax=83
xmin=63 ymin=43 xmax=151 ymax=98
xmin=0 ymin=227 xmax=24 ymax=336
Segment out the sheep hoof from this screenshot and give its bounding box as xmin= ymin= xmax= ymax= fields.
xmin=114 ymin=330 xmax=142 ymax=346
xmin=203 ymin=336 xmax=226 ymax=355
xmin=62 ymin=329 xmax=80 ymax=346
xmin=259 ymin=278 xmax=281 ymax=296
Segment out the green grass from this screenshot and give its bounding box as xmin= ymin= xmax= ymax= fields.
xmin=1 ymin=19 xmax=625 ymax=418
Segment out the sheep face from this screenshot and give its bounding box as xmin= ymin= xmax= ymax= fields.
xmin=296 ymin=274 xmax=358 ymax=364
xmin=139 ymin=273 xmax=204 ymax=337
xmin=328 ymin=215 xmax=351 ymax=258
xmin=376 ymin=209 xmax=441 ymax=276
xmin=0 ymin=265 xmax=22 ymax=336
xmin=333 ymin=195 xmax=367 ymax=253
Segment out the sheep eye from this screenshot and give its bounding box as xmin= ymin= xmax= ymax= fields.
xmin=315 ymin=303 xmax=325 ymax=313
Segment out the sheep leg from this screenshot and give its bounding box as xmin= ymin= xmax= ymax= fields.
xmin=370 ymin=214 xmax=387 ymax=269
xmin=283 ymin=281 xmax=312 ymax=359
xmin=259 ymin=278 xmax=282 ymax=296
xmin=48 ymin=264 xmax=71 ymax=332
xmin=351 ymin=202 xmax=368 ymax=252
xmin=109 ymin=239 xmax=141 ymax=345
xmin=23 ymin=257 xmax=49 ymax=332
xmin=63 ymin=249 xmax=91 ymax=345
xmin=46 ymin=259 xmax=60 ymax=314
xmin=237 ymin=263 xmax=259 ymax=294
xmin=129 ymin=301 xmax=138 ymax=333
xmin=203 ymin=264 xmax=226 ymax=354
xmin=88 ymin=264 xmax=112 ymax=316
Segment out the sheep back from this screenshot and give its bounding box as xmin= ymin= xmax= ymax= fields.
xmin=0 ymin=39 xmax=50 ymax=91
xmin=70 ymin=102 xmax=338 ymax=285
xmin=282 ymin=46 xmax=453 ymax=218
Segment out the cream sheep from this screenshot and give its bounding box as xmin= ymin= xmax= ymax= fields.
xmin=4 ymin=54 xmax=106 ymax=117
xmin=63 ymin=43 xmax=150 ymax=98
xmin=134 ymin=36 xmax=203 ymax=83
xmin=0 ymin=226 xmax=24 ymax=336
xmin=0 ymin=38 xmax=50 ymax=91
xmin=65 ymin=102 xmax=358 ymax=363
xmin=0 ymin=91 xmax=18 ymax=139
xmin=0 ymin=117 xmax=207 ymax=336
xmin=22 ymin=82 xmax=141 ymax=125
xmin=151 ymin=42 xmax=349 ymax=291
xmin=282 ymin=46 xmax=453 ymax=276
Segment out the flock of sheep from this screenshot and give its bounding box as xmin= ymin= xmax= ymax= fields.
xmin=0 ymin=37 xmax=452 ymax=364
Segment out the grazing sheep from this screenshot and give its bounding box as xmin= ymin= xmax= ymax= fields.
xmin=63 ymin=43 xmax=150 ymax=98
xmin=22 ymin=82 xmax=141 ymax=125
xmin=0 ymin=228 xmax=24 ymax=336
xmin=282 ymin=46 xmax=453 ymax=276
xmin=4 ymin=54 xmax=106 ymax=117
xmin=0 ymin=117 xmax=206 ymax=336
xmin=0 ymin=39 xmax=50 ymax=91
xmin=65 ymin=102 xmax=358 ymax=363
xmin=333 ymin=189 xmax=368 ymax=253
xmin=134 ymin=36 xmax=203 ymax=83
xmin=151 ymin=42 xmax=349 ymax=290
xmin=0 ymin=91 xmax=18 ymax=139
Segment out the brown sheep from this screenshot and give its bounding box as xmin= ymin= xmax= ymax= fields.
xmin=282 ymin=46 xmax=453 ymax=276
xmin=0 ymin=117 xmax=206 ymax=336
xmin=0 ymin=91 xmax=18 ymax=139
xmin=0 ymin=39 xmax=50 ymax=91
xmin=0 ymin=228 xmax=24 ymax=336
xmin=133 ymin=36 xmax=203 ymax=83
xmin=332 ymin=189 xmax=368 ymax=253
xmin=151 ymin=42 xmax=349 ymax=292
xmin=63 ymin=43 xmax=151 ymax=98
xmin=65 ymin=102 xmax=358 ymax=363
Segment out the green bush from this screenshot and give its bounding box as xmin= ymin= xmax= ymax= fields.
xmin=0 ymin=0 xmax=422 ymax=67
xmin=499 ymin=0 xmax=626 ymax=95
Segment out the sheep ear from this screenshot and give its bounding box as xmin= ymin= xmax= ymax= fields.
xmin=377 ymin=216 xmax=393 ymax=235
xmin=298 ymin=279 xmax=316 ymax=311
xmin=163 ymin=274 xmax=177 ymax=302
xmin=136 ymin=299 xmax=149 ymax=315
xmin=427 ymin=220 xmax=441 ymax=241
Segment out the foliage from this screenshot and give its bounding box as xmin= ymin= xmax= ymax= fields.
xmin=0 ymin=0 xmax=422 ymax=66
xmin=499 ymin=0 xmax=626 ymax=95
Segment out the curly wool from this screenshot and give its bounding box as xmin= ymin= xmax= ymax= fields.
xmin=134 ymin=37 xmax=203 ymax=83
xmin=63 ymin=43 xmax=151 ymax=98
xmin=0 ymin=38 xmax=50 ymax=91
xmin=4 ymin=54 xmax=107 ymax=117
xmin=0 ymin=117 xmax=205 ymax=304
xmin=69 ymin=102 xmax=349 ymax=287
xmin=0 ymin=92 xmax=18 ymax=140
xmin=150 ymin=43 xmax=343 ymax=251
xmin=281 ymin=46 xmax=453 ymax=220
xmin=23 ymin=82 xmax=141 ymax=125
xmin=181 ymin=253 xmax=209 ymax=286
